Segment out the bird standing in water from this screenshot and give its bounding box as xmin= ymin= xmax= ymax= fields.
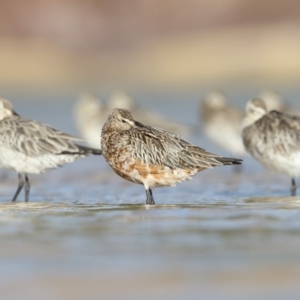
xmin=101 ymin=108 xmax=242 ymax=205
xmin=0 ymin=98 xmax=102 ymax=202
xmin=242 ymin=98 xmax=300 ymax=196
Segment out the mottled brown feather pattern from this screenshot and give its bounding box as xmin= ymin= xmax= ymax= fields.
xmin=101 ymin=108 xmax=242 ymax=192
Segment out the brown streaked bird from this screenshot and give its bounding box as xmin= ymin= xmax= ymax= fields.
xmin=242 ymin=98 xmax=300 ymax=196
xmin=101 ymin=108 xmax=242 ymax=205
xmin=0 ymin=98 xmax=102 ymax=202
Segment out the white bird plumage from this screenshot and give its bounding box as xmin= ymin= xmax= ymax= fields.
xmin=73 ymin=93 xmax=107 ymax=148
xmin=242 ymin=98 xmax=300 ymax=196
xmin=0 ymin=98 xmax=101 ymax=201
xmin=201 ymin=91 xmax=246 ymax=156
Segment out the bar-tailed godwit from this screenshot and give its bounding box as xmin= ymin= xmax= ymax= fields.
xmin=101 ymin=108 xmax=242 ymax=205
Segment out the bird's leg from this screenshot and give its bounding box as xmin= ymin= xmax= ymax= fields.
xmin=12 ymin=173 xmax=25 ymax=202
xmin=291 ymin=178 xmax=297 ymax=196
xmin=24 ymin=174 xmax=30 ymax=202
xmin=145 ymin=188 xmax=155 ymax=205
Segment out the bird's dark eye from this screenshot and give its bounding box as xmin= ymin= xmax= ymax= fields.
xmin=122 ymin=119 xmax=126 ymax=123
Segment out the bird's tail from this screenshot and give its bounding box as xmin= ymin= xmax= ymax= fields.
xmin=88 ymin=148 xmax=102 ymax=155
xmin=62 ymin=144 xmax=102 ymax=155
xmin=78 ymin=145 xmax=102 ymax=155
xmin=216 ymin=157 xmax=242 ymax=166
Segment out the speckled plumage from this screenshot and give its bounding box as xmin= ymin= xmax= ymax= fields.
xmin=242 ymin=98 xmax=300 ymax=196
xmin=0 ymin=98 xmax=102 ymax=201
xmin=101 ymin=108 xmax=242 ymax=205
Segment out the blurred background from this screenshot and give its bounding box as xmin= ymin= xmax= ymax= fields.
xmin=1 ymin=2 xmax=300 ymax=300
xmin=1 ymin=0 xmax=300 ymax=93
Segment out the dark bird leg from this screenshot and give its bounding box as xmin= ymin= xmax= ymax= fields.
xmin=291 ymin=178 xmax=297 ymax=196
xmin=24 ymin=174 xmax=30 ymax=202
xmin=12 ymin=173 xmax=25 ymax=202
xmin=145 ymin=188 xmax=155 ymax=205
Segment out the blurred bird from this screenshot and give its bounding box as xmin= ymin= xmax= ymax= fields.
xmin=101 ymin=108 xmax=242 ymax=205
xmin=200 ymin=91 xmax=246 ymax=156
xmin=108 ymin=91 xmax=136 ymax=111
xmin=73 ymin=93 xmax=107 ymax=148
xmin=242 ymin=98 xmax=300 ymax=196
xmin=108 ymin=91 xmax=191 ymax=136
xmin=74 ymin=91 xmax=192 ymax=149
xmin=259 ymin=90 xmax=288 ymax=111
xmin=0 ymin=98 xmax=102 ymax=202
xmin=259 ymin=90 xmax=300 ymax=115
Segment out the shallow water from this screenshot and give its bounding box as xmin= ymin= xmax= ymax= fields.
xmin=1 ymin=91 xmax=300 ymax=300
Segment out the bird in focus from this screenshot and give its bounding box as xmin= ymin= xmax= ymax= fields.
xmin=101 ymin=108 xmax=242 ymax=205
